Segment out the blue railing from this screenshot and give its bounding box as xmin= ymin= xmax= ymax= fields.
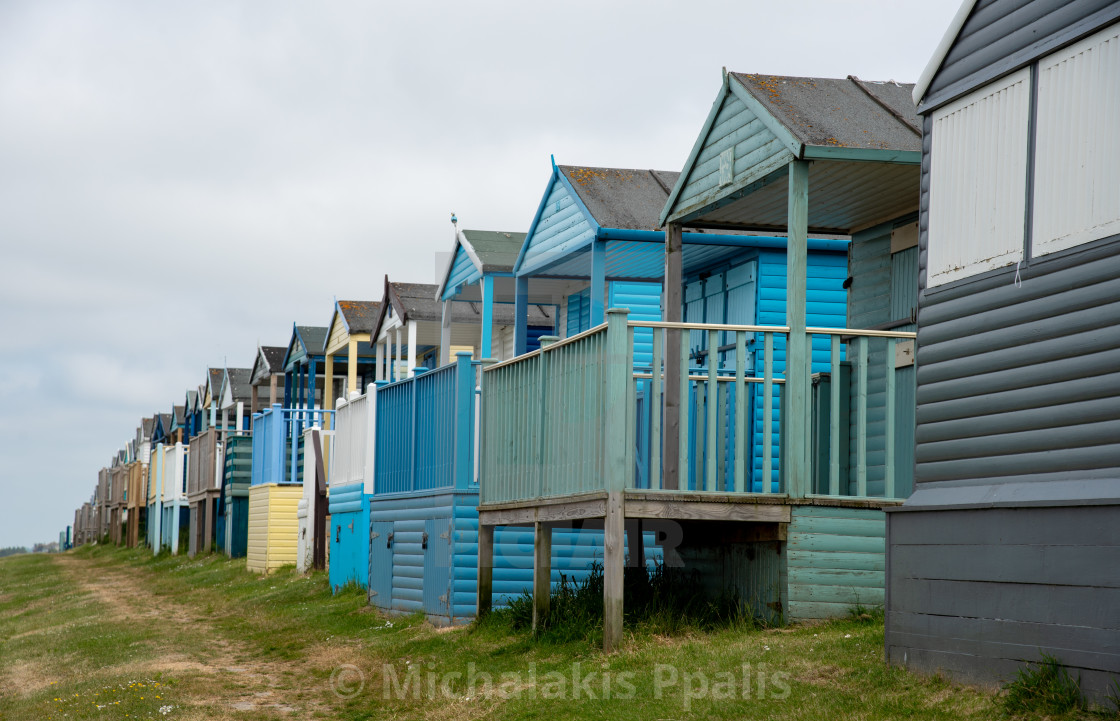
xmin=250 ymin=405 xmax=334 ymax=486
xmin=374 ymin=352 xmax=479 ymax=495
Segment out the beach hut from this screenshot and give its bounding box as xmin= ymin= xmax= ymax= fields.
xmin=885 ymin=6 xmax=1120 ymax=702
xmin=247 ymin=403 xmax=331 ymax=573
xmin=250 ymin=345 xmax=287 ymax=415
xmin=322 ymin=301 xmax=380 ymax=419
xmin=125 ymin=419 xmax=152 ymax=548
xmin=478 ymin=75 xmax=922 ymax=648
xmin=326 ymin=254 xmax=548 ymax=600
xmin=109 ymin=452 xmax=128 ymax=544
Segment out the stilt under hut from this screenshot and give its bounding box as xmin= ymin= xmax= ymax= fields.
xmin=478 ymin=74 xmax=921 ymax=649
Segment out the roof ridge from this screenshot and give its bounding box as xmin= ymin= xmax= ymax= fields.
xmin=846 ymin=75 xmax=921 ymax=136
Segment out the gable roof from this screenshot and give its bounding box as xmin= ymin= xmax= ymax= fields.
xmin=730 ymin=73 xmax=920 ymax=149
xmin=206 ymin=368 xmax=224 ymax=403
xmin=334 ymin=300 xmax=381 ymax=335
xmin=515 ymin=161 xmax=680 ymax=276
xmin=251 ymin=345 xmax=286 ymax=386
xmin=912 ymin=0 xmax=977 ymax=106
xmin=222 ymin=367 xmax=253 ymax=407
xmin=661 ymin=72 xmax=921 ymax=231
xmin=435 ymin=228 xmax=526 ymax=300
xmin=561 ymin=165 xmax=679 ymax=230
xmin=374 ymin=276 xmax=553 ymax=339
xmin=283 ymin=324 xmax=329 ymax=370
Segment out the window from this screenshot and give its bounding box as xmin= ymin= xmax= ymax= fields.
xmin=1032 ymin=22 xmax=1120 ymax=256
xmin=927 ymin=68 xmax=1030 ymax=286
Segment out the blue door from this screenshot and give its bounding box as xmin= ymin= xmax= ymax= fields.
xmin=368 ymin=520 xmax=393 ymax=610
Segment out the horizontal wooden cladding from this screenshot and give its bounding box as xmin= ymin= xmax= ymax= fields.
xmin=892 ymin=543 xmax=1120 ymax=588
xmin=922 ymin=0 xmax=1120 ymax=109
xmin=890 ymin=506 xmax=1120 ymax=546
xmin=891 ymin=575 xmax=1120 ymax=631
xmin=915 ymin=240 xmax=1120 ymax=486
xmin=787 ymin=506 xmax=885 ymax=620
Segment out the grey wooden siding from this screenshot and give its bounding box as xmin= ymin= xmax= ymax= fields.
xmin=887 ymin=505 xmax=1120 ymax=700
xmin=914 ymin=231 xmax=1120 ymax=487
xmin=922 ymin=0 xmax=1120 ymax=110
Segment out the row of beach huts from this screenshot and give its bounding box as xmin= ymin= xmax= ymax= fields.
xmin=62 ymin=3 xmax=1120 ymax=702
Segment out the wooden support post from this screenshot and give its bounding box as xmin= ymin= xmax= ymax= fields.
xmin=604 ymin=490 xmax=625 ymax=651
xmin=440 ymin=299 xmax=453 ymax=367
xmin=532 ymin=521 xmax=552 ymax=635
xmin=376 ymin=337 xmax=385 ymax=382
xmin=312 ymin=428 xmax=327 ymax=570
xmin=591 ymin=238 xmax=606 ymax=326
xmin=269 ymin=374 xmax=278 ymax=406
xmin=407 ymin=320 xmax=418 ymax=377
xmin=477 ymin=523 xmax=494 ymax=617
xmin=481 ymin=275 xmax=495 ymax=359
xmin=785 ymin=160 xmax=810 ymax=498
xmin=514 ymin=275 xmax=529 ymax=355
xmin=395 ymin=327 xmax=403 ymax=382
xmin=323 ymin=353 xmax=333 ymax=414
xmin=347 ymin=338 xmax=358 ymax=398
xmin=662 ymin=223 xmax=682 ymax=490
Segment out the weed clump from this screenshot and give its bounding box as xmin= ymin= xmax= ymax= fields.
xmin=1000 ymin=653 xmax=1085 ymax=717
xmin=484 ymin=561 xmax=768 ymax=644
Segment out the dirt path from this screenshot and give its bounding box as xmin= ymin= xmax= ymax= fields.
xmin=52 ymin=555 xmax=333 ymax=716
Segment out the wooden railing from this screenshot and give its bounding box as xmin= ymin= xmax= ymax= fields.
xmin=186 ymin=428 xmax=221 ymax=497
xmin=372 ymin=352 xmax=479 ymax=495
xmin=479 ymin=308 xmax=916 ymax=506
xmin=250 ymin=406 xmax=333 ymax=486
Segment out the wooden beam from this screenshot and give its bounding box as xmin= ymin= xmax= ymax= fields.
xmin=785 ymin=160 xmax=810 ymax=498
xmin=480 ymin=275 xmax=495 ymax=358
xmin=603 ymin=490 xmax=625 ymax=651
xmin=590 ymin=239 xmax=606 ymax=326
xmin=477 ymin=523 xmax=494 ymax=617
xmin=624 ymin=498 xmax=791 ymax=523
xmin=662 ymin=223 xmax=683 ymax=491
xmin=440 ymin=299 xmax=452 ymax=367
xmin=532 ymin=521 xmax=552 ymax=636
xmin=514 ymin=275 xmax=529 ymax=356
xmin=347 ymin=338 xmax=358 ymax=397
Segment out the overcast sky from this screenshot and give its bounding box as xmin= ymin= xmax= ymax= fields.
xmin=0 ymin=0 xmax=960 ymax=547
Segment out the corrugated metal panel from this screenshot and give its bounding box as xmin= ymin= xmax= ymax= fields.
xmin=1033 ymin=23 xmax=1120 ymax=256
xmin=927 ymin=68 xmax=1029 ymax=287
xmin=672 ymin=89 xmax=794 ymax=222
xmin=787 ymin=505 xmax=885 ymax=620
xmin=921 ymin=0 xmax=1120 ymax=111
xmin=520 ymin=177 xmax=597 ymax=276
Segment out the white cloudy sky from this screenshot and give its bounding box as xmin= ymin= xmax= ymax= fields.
xmin=0 ymin=0 xmax=960 ymax=547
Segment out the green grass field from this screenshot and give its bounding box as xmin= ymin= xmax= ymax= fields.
xmin=0 ymin=545 xmax=1108 ymax=720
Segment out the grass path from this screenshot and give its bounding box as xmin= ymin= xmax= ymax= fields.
xmin=4 ymin=545 xmax=1103 ymax=720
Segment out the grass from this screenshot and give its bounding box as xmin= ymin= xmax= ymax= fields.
xmin=0 ymin=544 xmax=1106 ymax=720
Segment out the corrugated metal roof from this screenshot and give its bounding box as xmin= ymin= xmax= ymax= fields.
xmin=461 ymin=230 xmax=525 ymax=271
xmin=731 ymin=73 xmax=920 ymax=150
xmin=559 ymin=166 xmax=679 ymax=230
xmin=337 ymin=300 xmax=381 ymax=334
